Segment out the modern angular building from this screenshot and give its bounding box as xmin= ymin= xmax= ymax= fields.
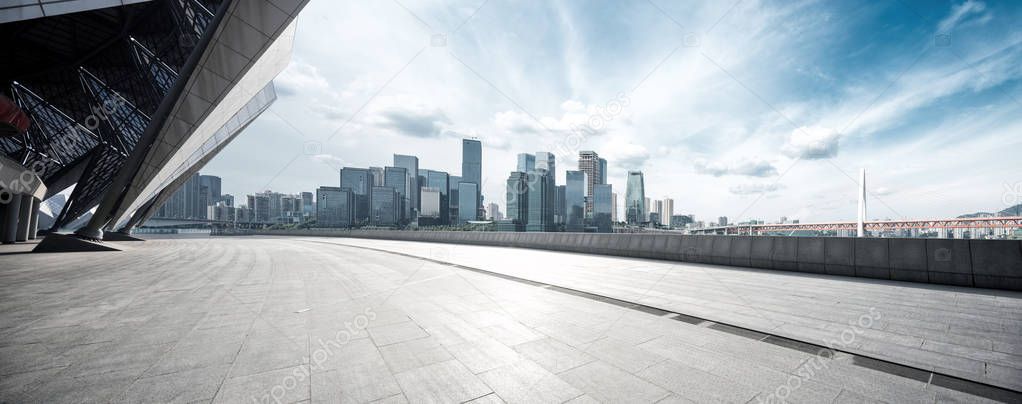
xmin=424 ymin=169 xmax=450 ymax=225
xmin=457 ymin=182 xmax=479 ymax=225
xmin=1 ymin=0 xmax=310 ymax=248
xmin=625 ymin=171 xmax=646 ymax=224
xmin=448 ymin=175 xmax=461 ymax=224
xmin=526 ymin=171 xmax=554 ymax=232
xmin=516 ymin=153 xmax=535 ymax=173
xmin=565 ymin=170 xmax=587 ymax=232
xmin=370 ymin=186 xmax=400 ymax=227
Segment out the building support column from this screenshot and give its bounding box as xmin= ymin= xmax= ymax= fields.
xmin=3 ymin=194 xmax=23 ymax=244
xmin=16 ymin=194 xmax=33 ymax=241
xmin=28 ymin=198 xmax=40 ymax=239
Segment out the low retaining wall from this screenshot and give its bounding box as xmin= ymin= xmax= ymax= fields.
xmin=254 ymin=229 xmax=1022 ymax=292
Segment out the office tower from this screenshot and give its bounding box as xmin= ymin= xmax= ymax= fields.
xmin=394 ymin=154 xmax=419 ymax=215
xmin=625 ymin=171 xmax=645 ymax=224
xmin=565 ymin=170 xmax=587 ymax=232
xmin=599 ymin=158 xmax=608 ymax=184
xmin=449 ymin=175 xmax=461 ymax=224
xmin=663 ymin=198 xmax=675 ymax=228
xmin=369 ymin=166 xmax=385 ymax=187
xmin=199 ymin=175 xmax=222 ymax=217
xmin=488 ymin=203 xmax=502 ymax=220
xmin=593 ymin=184 xmax=613 ymax=232
xmin=535 ymin=152 xmax=555 ymax=180
xmin=611 ymin=192 xmax=617 ymax=222
xmin=461 ymin=139 xmax=482 ymax=220
xmin=644 ymin=197 xmax=651 ymax=222
xmin=718 ymin=216 xmax=728 ymax=226
xmin=316 ymin=186 xmax=353 ymax=228
xmin=554 ymin=185 xmax=566 ymax=225
xmin=384 ymin=166 xmax=409 ymax=222
xmin=301 ymin=192 xmax=314 ymax=215
xmin=248 ymin=194 xmax=270 ymax=222
xmin=517 ymin=153 xmax=535 ymax=172
xmin=505 ymin=171 xmax=529 ymax=231
xmin=370 ymin=186 xmax=400 ymax=226
xmin=221 ymin=194 xmax=234 ymax=207
xmin=458 ymin=182 xmax=479 ymax=225
xmin=340 ymin=167 xmax=372 ymax=225
xmin=653 ymin=200 xmax=664 ymax=225
xmin=578 ymin=151 xmax=602 ymax=215
xmin=526 ymin=171 xmax=554 ymax=232
xmin=419 ymin=187 xmax=442 ymax=226
xmin=425 ymin=170 xmax=450 ymax=225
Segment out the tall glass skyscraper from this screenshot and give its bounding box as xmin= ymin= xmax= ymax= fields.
xmin=625 ymin=171 xmax=645 ymax=225
xmin=384 ymin=166 xmax=408 ymax=222
xmin=461 ymin=139 xmax=482 ymax=220
xmin=517 ymin=153 xmax=535 ymax=172
xmin=370 ymin=186 xmax=399 ymax=226
xmin=449 ymin=175 xmax=461 ymax=224
xmin=425 ymin=170 xmax=450 ymax=224
xmin=565 ymin=170 xmax=587 ymax=232
xmin=578 ymin=151 xmax=603 ymax=216
xmin=340 ymin=167 xmax=372 ymax=225
xmin=505 ymin=171 xmax=529 ymax=230
xmin=393 ymin=154 xmax=419 ymax=217
xmin=593 ymin=184 xmax=613 ymax=232
xmin=316 ymin=186 xmax=353 ymax=227
xmin=526 ymin=171 xmax=554 ymax=232
xmin=458 ymin=182 xmax=479 ymax=225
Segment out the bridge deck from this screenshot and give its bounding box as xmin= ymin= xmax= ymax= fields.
xmin=0 ymin=237 xmax=1018 ymax=403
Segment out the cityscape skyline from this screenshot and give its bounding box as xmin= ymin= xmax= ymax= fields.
xmin=203 ymin=0 xmax=1022 ymax=224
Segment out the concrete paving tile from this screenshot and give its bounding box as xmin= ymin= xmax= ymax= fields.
xmin=465 ymin=392 xmax=506 ymax=403
xmin=579 ymin=336 xmax=667 ymax=373
xmin=144 ymin=340 xmax=242 ymax=377
xmin=559 ymin=361 xmax=670 ymax=404
xmin=23 ymin=369 xmax=140 ymax=403
xmin=446 ymin=338 xmax=523 ymax=374
xmin=379 ymin=336 xmax=453 ymax=374
xmin=66 ymin=342 xmax=173 ymax=377
xmin=368 ymin=321 xmax=429 ymax=347
xmin=230 ymin=336 xmax=308 ymax=378
xmin=369 ymin=393 xmax=409 ymax=403
xmin=0 ymin=343 xmax=70 ymax=376
xmin=477 ymin=359 xmax=583 ymax=404
xmin=215 ymin=365 xmax=310 ymax=404
xmin=393 ymin=359 xmax=492 ymax=403
xmin=116 ymin=364 xmax=231 ymax=403
xmin=479 ymin=321 xmax=544 ymax=346
xmin=512 ymin=338 xmax=596 ymax=374
xmin=311 ymin=362 xmax=402 ymax=404
xmin=637 ymin=359 xmax=760 ymax=403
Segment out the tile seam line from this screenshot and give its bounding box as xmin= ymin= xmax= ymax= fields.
xmin=291 ymin=238 xmax=1022 ymax=398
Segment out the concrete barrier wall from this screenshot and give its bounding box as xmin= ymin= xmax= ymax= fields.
xmin=257 ymin=229 xmax=1022 ymax=292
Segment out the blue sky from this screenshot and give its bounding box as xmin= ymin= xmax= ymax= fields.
xmin=206 ymin=0 xmax=1022 ymax=223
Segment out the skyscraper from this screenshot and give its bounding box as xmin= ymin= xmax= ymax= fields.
xmin=653 ymin=200 xmax=663 ymax=225
xmin=593 ymin=184 xmax=613 ymax=232
xmin=369 ymin=166 xmax=385 ymax=187
xmin=611 ymin=192 xmax=618 ymax=222
xmin=554 ymin=185 xmax=566 ymax=225
xmin=663 ymin=198 xmax=675 ymax=228
xmin=301 ymin=192 xmax=314 ymax=215
xmin=458 ymin=182 xmax=479 ymax=225
xmin=487 ymin=203 xmax=502 ymax=220
xmin=462 ymin=139 xmax=482 ymax=220
xmin=370 ymin=186 xmax=400 ymax=226
xmin=599 ymin=158 xmax=608 ymax=184
xmin=565 ymin=170 xmax=587 ymax=232
xmin=505 ymin=171 xmax=528 ymax=230
xmin=449 ymin=175 xmax=461 ymax=224
xmin=625 ymin=171 xmax=645 ymax=225
xmin=526 ymin=170 xmax=554 ymax=232
xmin=578 ymin=151 xmax=603 ymax=216
xmin=316 ymin=186 xmax=353 ymax=228
xmin=340 ymin=167 xmax=372 ymax=225
xmin=393 ymin=154 xmax=419 ymax=216
xmin=419 ymin=188 xmax=442 ymax=221
xmin=384 ymin=166 xmax=408 ymax=222
xmin=516 ymin=153 xmax=535 ymax=172
xmin=425 ymin=170 xmax=450 ymax=224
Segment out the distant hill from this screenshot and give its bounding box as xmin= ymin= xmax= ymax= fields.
xmin=959 ymin=203 xmax=1022 ymax=218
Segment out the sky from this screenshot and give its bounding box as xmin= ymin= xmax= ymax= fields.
xmin=205 ymin=0 xmax=1022 ymax=223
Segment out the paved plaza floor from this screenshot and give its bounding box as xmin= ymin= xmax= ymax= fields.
xmin=0 ymin=236 xmax=1019 ymax=403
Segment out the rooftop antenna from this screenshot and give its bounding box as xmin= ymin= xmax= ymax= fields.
xmin=857 ymin=168 xmax=866 ymax=237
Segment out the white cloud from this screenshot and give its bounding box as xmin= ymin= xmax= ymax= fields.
xmin=938 ymin=0 xmax=987 ymax=33
xmin=783 ymin=126 xmax=840 ymax=160
xmin=274 ymin=60 xmax=330 ymax=96
xmin=601 ymin=138 xmax=650 ymax=169
xmin=694 ymin=158 xmax=778 ymax=177
xmin=730 ymin=183 xmax=785 ymax=195
xmin=367 ymin=96 xmax=452 ymax=138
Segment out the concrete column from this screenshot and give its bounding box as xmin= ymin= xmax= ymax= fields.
xmin=3 ymin=194 xmax=22 ymax=244
xmin=16 ymin=194 xmax=32 ymax=241
xmin=28 ymin=198 xmax=40 ymax=239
